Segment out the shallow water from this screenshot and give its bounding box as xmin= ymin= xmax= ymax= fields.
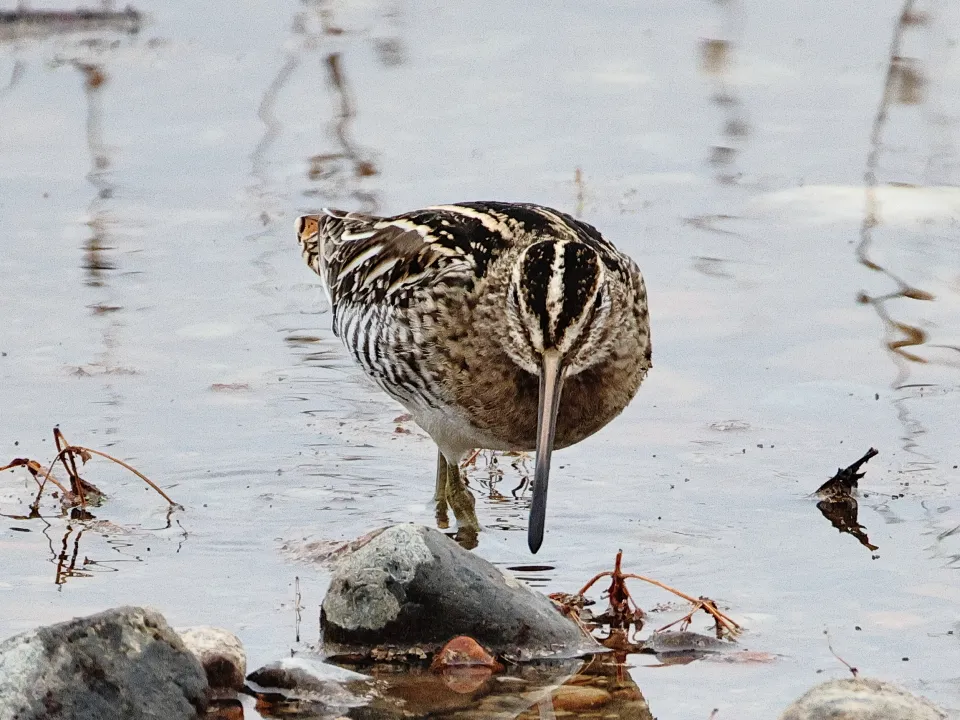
xmin=2 ymin=0 xmax=960 ymax=717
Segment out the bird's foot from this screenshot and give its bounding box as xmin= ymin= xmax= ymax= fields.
xmin=453 ymin=527 xmax=479 ymax=550
xmin=446 ymin=482 xmax=480 ymax=534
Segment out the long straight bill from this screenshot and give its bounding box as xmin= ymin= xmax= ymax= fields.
xmin=528 ymin=350 xmax=564 ymax=553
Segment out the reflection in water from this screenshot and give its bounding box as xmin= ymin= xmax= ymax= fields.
xmin=689 ymin=0 xmax=749 ymax=280
xmin=249 ymin=0 xmax=385 ymax=300
xmin=259 ymin=1 xmax=386 ymax=213
xmin=372 ymin=0 xmax=406 ymax=67
xmin=251 ymin=0 xmax=373 ymax=227
xmin=253 ymin=654 xmax=654 ymax=720
xmin=698 ymin=0 xmax=749 ymax=186
xmin=250 ymin=52 xmax=301 ymax=224
xmin=539 ymin=654 xmax=653 ymax=720
xmin=52 ymin=524 xmax=91 ymax=586
xmin=74 ymin=62 xmax=115 ymax=288
xmin=854 ymin=1 xmax=960 ymax=502
xmin=0 ymin=24 xmax=161 ymax=587
xmin=304 ymin=52 xmax=379 ymax=212
xmin=890 ymin=55 xmax=925 ymax=105
xmin=0 ymin=59 xmax=24 ymax=96
xmin=66 ymin=58 xmax=131 ymax=423
xmin=504 ymin=563 xmax=554 ymax=588
xmin=816 ymin=497 xmax=878 ymax=553
xmin=574 ymin=167 xmax=585 ymax=217
xmin=43 ymin=521 xmax=149 ymax=588
xmin=0 ymin=7 xmax=141 ymax=42
xmin=248 ymin=0 xmax=320 ymax=227
xmin=857 ymin=0 xmax=935 ymax=381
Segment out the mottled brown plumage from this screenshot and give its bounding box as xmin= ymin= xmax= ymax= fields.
xmin=296 ymin=201 xmax=651 ymax=552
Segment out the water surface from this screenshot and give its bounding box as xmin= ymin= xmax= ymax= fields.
xmin=2 ymin=1 xmax=960 ymax=717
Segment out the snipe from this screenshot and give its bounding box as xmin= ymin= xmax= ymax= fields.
xmin=297 ymin=202 xmax=651 ymax=552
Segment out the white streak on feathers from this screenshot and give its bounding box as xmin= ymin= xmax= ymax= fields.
xmin=426 ymin=204 xmax=515 ymax=239
xmin=546 ymin=240 xmax=568 ymax=341
xmin=336 ymin=244 xmax=383 ymax=281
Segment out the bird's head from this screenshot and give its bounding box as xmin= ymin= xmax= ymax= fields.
xmin=503 ymin=239 xmax=613 ymax=553
xmin=504 ymin=239 xmax=612 ymax=374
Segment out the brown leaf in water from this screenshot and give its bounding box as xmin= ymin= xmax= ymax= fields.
xmin=814 ymin=448 xmax=880 ymax=551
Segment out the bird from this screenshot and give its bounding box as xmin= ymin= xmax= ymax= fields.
xmin=296 ymin=201 xmax=651 ymax=553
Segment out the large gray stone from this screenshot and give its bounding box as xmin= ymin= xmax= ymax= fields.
xmin=320 ymin=523 xmax=601 ymax=661
xmin=0 ymin=606 xmax=209 ymax=720
xmin=779 ymin=678 xmax=947 ymax=720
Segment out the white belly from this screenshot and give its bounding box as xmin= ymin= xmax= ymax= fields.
xmin=411 ymin=402 xmax=513 ymax=463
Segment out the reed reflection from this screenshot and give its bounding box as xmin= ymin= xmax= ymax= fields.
xmin=698 ymin=0 xmax=749 ymax=186
xmin=857 ymin=1 xmax=938 ymax=381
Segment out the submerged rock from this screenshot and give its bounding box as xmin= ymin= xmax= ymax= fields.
xmin=245 ymin=657 xmax=371 ymax=717
xmin=248 ymin=654 xmax=593 ymax=720
xmin=0 ymin=606 xmax=208 ymax=720
xmin=545 ymin=654 xmax=653 ymax=720
xmin=779 ymin=677 xmax=947 ymax=720
xmin=177 ymin=626 xmax=246 ymax=694
xmin=345 ymin=658 xmax=584 ymax=720
xmin=320 ymin=523 xmax=600 ymax=661
xmin=640 ymin=630 xmax=735 ymax=655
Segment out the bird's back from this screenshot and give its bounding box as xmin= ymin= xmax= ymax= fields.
xmin=296 ymin=202 xmax=635 ymax=313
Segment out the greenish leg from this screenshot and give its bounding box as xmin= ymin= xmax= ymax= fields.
xmin=434 ymin=450 xmax=450 ymax=529
xmin=445 ymin=457 xmax=480 ymax=535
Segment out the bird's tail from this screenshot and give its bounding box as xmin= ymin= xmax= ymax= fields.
xmin=297 ymin=209 xmax=357 ymax=298
xmin=296 ymin=208 xmax=384 ymax=306
xmin=296 ymin=212 xmax=341 ymax=305
xmin=295 ymin=213 xmax=325 ymax=277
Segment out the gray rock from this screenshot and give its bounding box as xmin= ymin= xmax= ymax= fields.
xmin=320 ymin=523 xmax=602 ymax=661
xmin=0 ymin=606 xmax=208 ymax=720
xmin=177 ymin=626 xmax=246 ymax=694
xmin=779 ymin=678 xmax=947 ymax=720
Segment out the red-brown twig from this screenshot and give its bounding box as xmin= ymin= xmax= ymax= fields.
xmin=576 ymin=550 xmax=742 ymax=640
xmin=460 ymin=449 xmax=483 ymax=469
xmin=0 ymin=458 xmax=71 ymax=495
xmin=824 ymin=630 xmax=859 ymax=678
xmin=2 ymin=428 xmax=180 ymax=511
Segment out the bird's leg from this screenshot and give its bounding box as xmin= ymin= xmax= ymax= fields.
xmin=445 ymin=457 xmax=480 ymax=536
xmin=434 ymin=450 xmax=450 ymax=529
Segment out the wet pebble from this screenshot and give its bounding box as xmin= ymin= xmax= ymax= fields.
xmin=204 ymin=698 xmax=244 ymax=720
xmin=779 ymin=678 xmax=947 ymax=720
xmin=551 ymin=685 xmax=613 ymax=711
xmin=177 ymin=626 xmax=246 ymax=694
xmin=430 ymin=635 xmax=502 ymax=671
